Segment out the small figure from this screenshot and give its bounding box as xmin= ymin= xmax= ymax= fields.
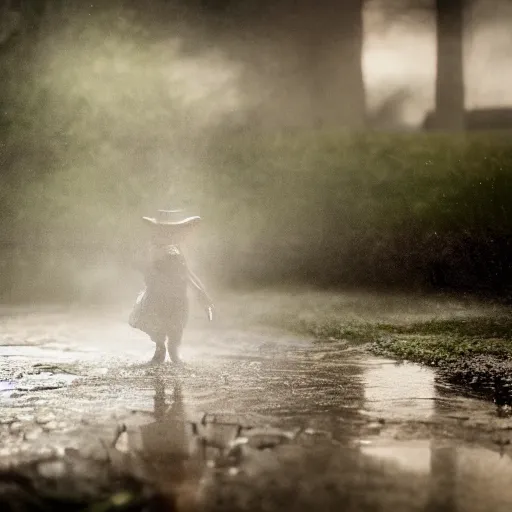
xmin=129 ymin=209 xmax=214 ymax=365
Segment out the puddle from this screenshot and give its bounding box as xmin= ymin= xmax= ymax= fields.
xmin=360 ymin=355 xmax=498 ymax=422
xmin=124 ymin=370 xmax=511 ymax=510
xmin=1 ymin=332 xmax=511 ymax=511
xmin=363 ymin=358 xmax=439 ymax=420
xmin=361 ymin=439 xmax=512 ymax=512
xmin=129 ymin=381 xmax=192 ymax=458
xmin=125 ymin=377 xmax=206 ymax=504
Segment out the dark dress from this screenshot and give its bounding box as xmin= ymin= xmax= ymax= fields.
xmin=129 ymin=245 xmax=189 ymax=340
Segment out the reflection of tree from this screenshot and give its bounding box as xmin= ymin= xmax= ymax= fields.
xmin=425 ymin=382 xmax=458 ymax=512
xmin=424 ymin=444 xmax=457 ymax=512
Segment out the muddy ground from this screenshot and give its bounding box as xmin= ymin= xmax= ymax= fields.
xmin=1 ymin=290 xmax=512 ymax=511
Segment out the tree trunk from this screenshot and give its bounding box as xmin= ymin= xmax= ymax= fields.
xmin=243 ymin=0 xmax=366 ymax=130
xmin=434 ymin=0 xmax=465 ymax=131
xmin=293 ymin=0 xmax=366 ymax=129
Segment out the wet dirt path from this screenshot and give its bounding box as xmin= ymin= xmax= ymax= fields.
xmin=1 ymin=305 xmax=512 ymax=511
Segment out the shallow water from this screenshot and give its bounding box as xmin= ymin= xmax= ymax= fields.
xmin=361 ymin=440 xmax=512 ymax=512
xmin=0 ymin=308 xmax=511 ymax=511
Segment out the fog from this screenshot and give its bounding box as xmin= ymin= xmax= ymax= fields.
xmin=27 ymin=1 xmax=512 ymax=132
xmin=1 ymin=0 xmax=512 ymax=303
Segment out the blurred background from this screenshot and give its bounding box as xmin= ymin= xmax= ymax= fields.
xmin=1 ymin=0 xmax=511 ymax=304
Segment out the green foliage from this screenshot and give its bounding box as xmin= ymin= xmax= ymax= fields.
xmin=374 ymin=333 xmax=512 ymax=366
xmin=204 ymin=131 xmax=512 ymax=291
xmin=371 ymin=316 xmax=512 ymax=365
xmin=277 ymin=307 xmax=512 ymax=365
xmin=378 ymin=316 xmax=512 ymax=339
xmin=276 ymin=315 xmax=378 ymax=344
xmin=3 ymin=127 xmax=512 ymax=300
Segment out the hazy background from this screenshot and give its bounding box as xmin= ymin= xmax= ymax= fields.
xmin=1 ymin=0 xmax=512 ymax=303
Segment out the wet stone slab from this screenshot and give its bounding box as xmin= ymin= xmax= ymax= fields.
xmin=3 ymin=405 xmax=512 ymax=512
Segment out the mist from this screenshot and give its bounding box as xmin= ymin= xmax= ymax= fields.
xmin=1 ymin=0 xmax=512 ymax=303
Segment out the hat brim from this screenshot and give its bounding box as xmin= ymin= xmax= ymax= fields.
xmin=142 ymin=215 xmax=201 ymax=227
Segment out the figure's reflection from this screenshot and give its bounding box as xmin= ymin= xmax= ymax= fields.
xmin=137 ymin=373 xmax=206 ymax=509
xmin=139 ymin=373 xmax=190 ymax=479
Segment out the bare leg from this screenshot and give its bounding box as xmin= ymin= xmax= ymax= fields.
xmin=167 ymin=301 xmax=188 ymax=365
xmin=166 ymin=323 xmax=184 ymax=365
xmin=150 ymin=333 xmax=166 ymax=365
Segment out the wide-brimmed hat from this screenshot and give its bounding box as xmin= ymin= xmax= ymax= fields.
xmin=142 ymin=209 xmax=201 ymax=227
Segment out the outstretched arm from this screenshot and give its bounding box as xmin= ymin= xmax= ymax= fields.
xmin=186 ymin=265 xmax=214 ymax=308
xmin=188 ymin=268 xmax=205 ymax=293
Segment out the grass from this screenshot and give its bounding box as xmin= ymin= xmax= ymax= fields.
xmin=292 ymin=315 xmax=512 ymax=365
xmin=247 ymin=288 xmax=512 ymax=366
xmin=203 ymin=131 xmax=512 ymax=293
xmin=371 ymin=317 xmax=512 ymax=366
